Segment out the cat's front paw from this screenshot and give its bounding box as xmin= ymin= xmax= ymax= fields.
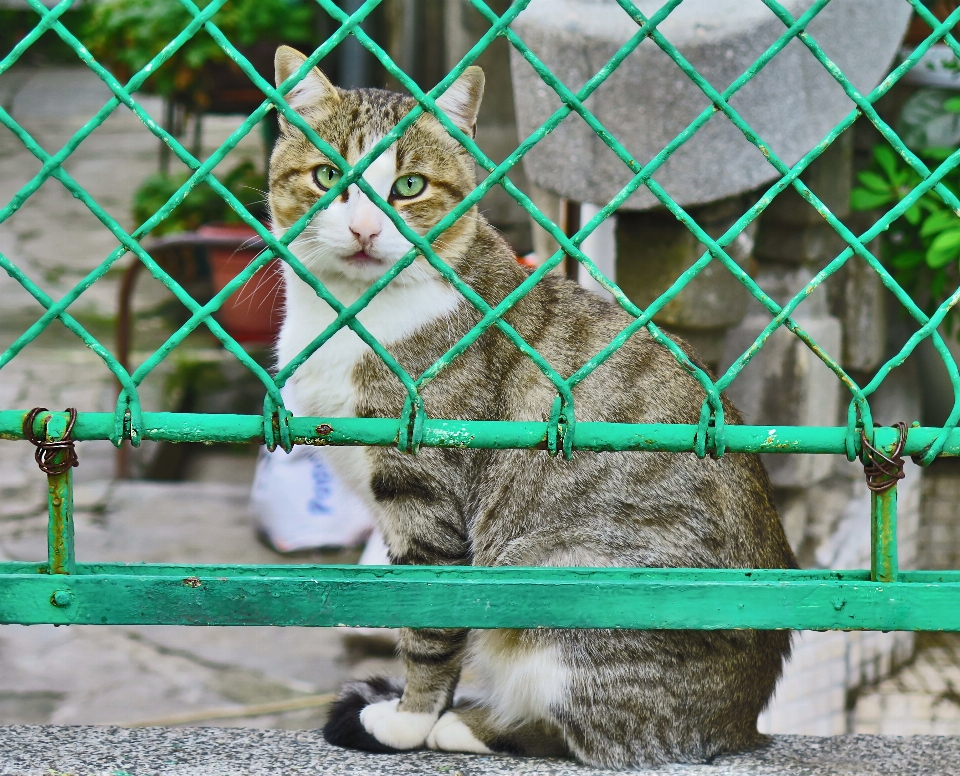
xmin=359 ymin=698 xmax=437 ymax=750
xmin=426 ymin=711 xmax=492 ymax=753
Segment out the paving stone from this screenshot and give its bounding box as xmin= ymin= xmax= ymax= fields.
xmin=4 ymin=728 xmax=960 ymax=776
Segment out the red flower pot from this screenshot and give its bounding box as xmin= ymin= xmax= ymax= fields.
xmin=199 ymin=223 xmax=284 ymax=344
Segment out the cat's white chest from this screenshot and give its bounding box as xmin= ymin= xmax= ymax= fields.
xmin=279 ymin=314 xmax=368 ymax=421
xmin=277 ymin=269 xmax=459 ymax=418
xmin=276 ymin=266 xmax=460 ymax=507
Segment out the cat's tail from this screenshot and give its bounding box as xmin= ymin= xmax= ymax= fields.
xmin=322 ymin=676 xmax=405 ymax=753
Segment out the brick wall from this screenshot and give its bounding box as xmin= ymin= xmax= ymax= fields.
xmin=918 ymin=459 xmax=960 ymax=571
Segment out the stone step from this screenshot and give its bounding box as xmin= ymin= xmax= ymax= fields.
xmin=1 ymin=726 xmax=958 ymax=775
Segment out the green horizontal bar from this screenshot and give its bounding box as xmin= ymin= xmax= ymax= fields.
xmin=4 ymin=560 xmax=956 ymax=585
xmin=5 ymin=560 xmax=956 ymax=586
xmin=2 ymin=564 xmax=960 ymax=629
xmin=0 ymin=411 xmax=945 ymax=455
xmin=0 ymin=561 xmax=878 ymax=582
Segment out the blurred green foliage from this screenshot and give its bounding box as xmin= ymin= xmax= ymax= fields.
xmin=134 ymin=159 xmax=266 ymax=235
xmin=852 ymin=94 xmax=960 ymax=337
xmin=83 ymin=0 xmax=316 ymax=106
xmin=1 ymin=6 xmax=94 ymax=64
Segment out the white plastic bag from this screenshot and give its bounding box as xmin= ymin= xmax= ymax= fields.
xmin=250 ymin=444 xmax=377 ymax=553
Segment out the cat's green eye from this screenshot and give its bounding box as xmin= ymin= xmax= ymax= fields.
xmin=314 ymin=164 xmax=342 ymax=191
xmin=392 ymin=174 xmax=426 ymax=199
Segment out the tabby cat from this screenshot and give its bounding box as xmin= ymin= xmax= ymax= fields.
xmin=269 ymin=45 xmax=797 ymax=768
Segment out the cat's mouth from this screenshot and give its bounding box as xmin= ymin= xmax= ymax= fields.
xmin=345 ymin=250 xmax=382 ymax=265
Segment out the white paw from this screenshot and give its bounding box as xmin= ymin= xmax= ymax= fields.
xmin=426 ymin=711 xmax=492 ymax=753
xmin=359 ymin=698 xmax=437 ymax=750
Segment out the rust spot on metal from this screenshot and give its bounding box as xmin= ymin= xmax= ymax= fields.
xmin=183 ymin=577 xmax=202 ymax=588
xmin=316 ymin=424 xmax=334 ymax=436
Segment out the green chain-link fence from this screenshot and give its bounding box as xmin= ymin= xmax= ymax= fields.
xmin=2 ymin=0 xmax=960 ymax=630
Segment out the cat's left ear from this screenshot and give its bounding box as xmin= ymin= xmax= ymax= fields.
xmin=275 ymin=45 xmax=340 ymax=113
xmin=435 ymin=66 xmax=484 ymax=139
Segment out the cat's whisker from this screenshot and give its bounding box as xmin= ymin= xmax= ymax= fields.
xmin=402 ymin=261 xmax=434 ymax=286
xmin=232 ymin=250 xmax=287 ymax=311
xmin=240 ymin=184 xmax=269 ymax=199
xmin=267 ymin=286 xmax=284 ymax=324
xmin=232 ymin=244 xmax=271 ymax=292
xmin=238 ymin=234 xmax=264 ymax=251
xmin=248 ymin=263 xmax=282 ymax=305
xmin=252 ymin=273 xmax=285 ymax=313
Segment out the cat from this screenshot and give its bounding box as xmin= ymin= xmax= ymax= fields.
xmin=269 ymin=45 xmax=797 ymax=769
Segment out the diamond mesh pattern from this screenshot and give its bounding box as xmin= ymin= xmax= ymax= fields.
xmin=4 ymin=0 xmax=958 ymax=464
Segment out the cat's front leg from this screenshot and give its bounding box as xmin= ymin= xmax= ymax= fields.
xmin=359 ymin=627 xmax=468 ymax=749
xmin=341 ymin=448 xmax=472 ymax=750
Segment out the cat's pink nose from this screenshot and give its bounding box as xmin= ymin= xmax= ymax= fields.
xmin=350 ymin=219 xmax=381 ymax=245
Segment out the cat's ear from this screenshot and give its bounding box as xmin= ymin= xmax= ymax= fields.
xmin=435 ymin=66 xmax=484 ymax=139
xmin=274 ymin=45 xmax=339 ymax=113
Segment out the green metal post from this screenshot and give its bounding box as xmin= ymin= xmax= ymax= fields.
xmin=43 ymin=413 xmax=76 ymax=576
xmin=870 ymin=485 xmax=898 ymax=584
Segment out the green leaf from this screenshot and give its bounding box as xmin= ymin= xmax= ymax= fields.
xmin=856 ymin=171 xmax=891 ymax=194
xmin=944 ymin=96 xmax=960 ymax=113
xmin=874 ymin=145 xmax=900 ymax=181
xmin=920 ymin=208 xmax=959 ymax=238
xmin=905 ymin=204 xmax=922 ymax=225
xmin=924 ymin=146 xmax=955 ymax=162
xmin=850 ymin=188 xmax=894 ymax=211
xmin=891 ymin=250 xmax=924 ymax=269
xmin=932 ymin=268 xmax=948 ymax=298
xmin=926 ymin=228 xmax=960 ymax=268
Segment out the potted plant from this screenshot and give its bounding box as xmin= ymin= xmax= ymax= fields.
xmin=131 ymin=160 xmax=283 ymax=344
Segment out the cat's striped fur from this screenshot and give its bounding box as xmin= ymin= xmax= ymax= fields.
xmin=269 ymin=46 xmax=796 ymax=768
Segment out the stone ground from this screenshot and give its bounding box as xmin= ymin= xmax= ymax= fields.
xmin=4 ymin=728 xmax=960 ymax=776
xmin=1 ymin=63 xmax=960 ymax=742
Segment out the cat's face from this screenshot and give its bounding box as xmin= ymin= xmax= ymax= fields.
xmin=269 ymin=46 xmax=484 ymax=286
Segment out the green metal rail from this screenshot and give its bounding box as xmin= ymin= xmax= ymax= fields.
xmin=2 ymin=0 xmax=960 ymax=630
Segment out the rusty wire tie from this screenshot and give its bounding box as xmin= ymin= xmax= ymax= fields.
xmin=860 ymin=421 xmax=907 ymax=493
xmin=23 ymin=407 xmax=79 ymax=476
